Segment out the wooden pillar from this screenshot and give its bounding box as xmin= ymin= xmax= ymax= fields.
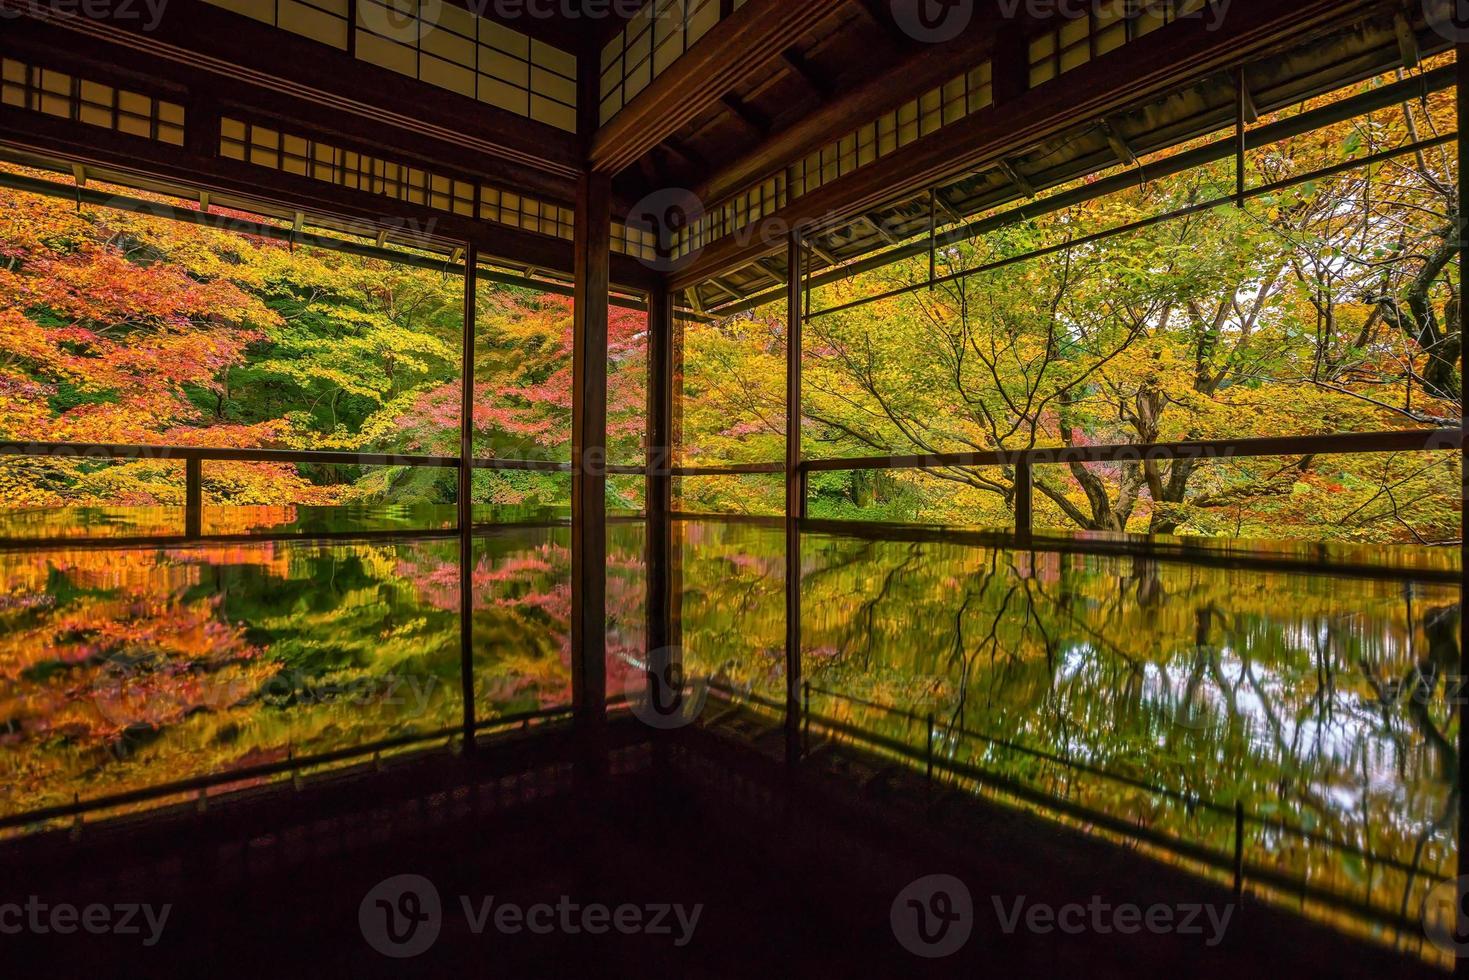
xmin=1456 ymin=47 xmax=1468 ymax=965
xmin=459 ymin=244 xmax=478 ymax=754
xmin=647 ymin=284 xmax=676 ymax=690
xmin=1015 ymin=460 xmax=1033 ymax=542
xmin=670 ymin=306 xmax=686 ymax=650
xmin=784 ymin=232 xmax=804 ymax=768
xmin=786 ymin=235 xmax=806 ymax=519
xmin=572 ymin=173 xmax=612 ymax=741
xmin=184 ymin=456 xmax=203 ymax=538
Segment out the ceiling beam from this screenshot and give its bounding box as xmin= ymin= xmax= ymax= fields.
xmin=720 ymin=95 xmax=769 ymax=140
xmin=781 ymin=49 xmax=834 ymax=100
xmin=752 ymin=256 xmax=787 ymax=285
xmin=1100 ymin=119 xmax=1138 ymax=168
xmin=862 ymin=213 xmax=897 ymax=245
xmin=931 ymin=190 xmax=964 ymax=225
xmin=672 ymin=0 xmax=1383 ymax=291
xmin=590 ymin=0 xmax=846 ymax=175
xmin=660 ymin=138 xmax=708 ymax=173
xmin=3 ymin=1 xmax=583 ymax=186
xmin=692 ymin=20 xmax=996 ymax=205
xmin=996 ymin=159 xmax=1036 ymax=198
xmin=848 ymin=0 xmax=914 ymax=52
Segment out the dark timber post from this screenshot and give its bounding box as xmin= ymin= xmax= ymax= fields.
xmin=1233 ymin=800 xmax=1245 ymax=901
xmin=184 ymin=456 xmax=202 ymax=538
xmin=1456 ymin=44 xmax=1468 ymax=979
xmin=459 ymin=243 xmax=478 ymax=754
xmin=1015 ymin=460 xmax=1033 ymax=542
xmin=785 ymin=231 xmax=804 ymax=769
xmin=670 ymin=309 xmax=686 ymax=672
xmin=1235 ymin=68 xmax=1247 ymax=207
xmin=573 ymin=174 xmax=612 ymax=757
xmin=647 ymin=284 xmax=676 ymax=718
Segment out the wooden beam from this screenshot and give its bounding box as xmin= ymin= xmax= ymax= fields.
xmin=753 ymin=256 xmax=788 ymax=285
xmin=673 ymin=0 xmax=1382 ymax=291
xmin=693 ymin=20 xmax=996 ymax=205
xmin=708 ymin=277 xmax=744 ymax=301
xmin=4 ymin=2 xmax=582 ymax=185
xmin=660 ymin=138 xmax=708 ymax=172
xmin=784 ymin=230 xmax=804 ymax=769
xmin=863 ymin=213 xmax=898 ymax=245
xmin=1454 ymin=42 xmax=1467 ymax=919
xmin=720 ymin=95 xmax=769 ymax=140
xmin=1100 ymin=119 xmax=1138 ymax=168
xmin=997 ymin=159 xmax=1036 ymax=198
xmin=931 ymin=190 xmax=964 ymax=225
xmin=849 ymin=0 xmax=912 ymax=51
xmin=781 ymin=49 xmax=834 ymax=100
xmin=0 ymin=102 xmax=662 ymax=290
xmin=571 ymin=172 xmax=612 ymax=740
xmin=590 ymin=0 xmax=846 ymax=175
xmin=785 ymin=233 xmax=805 ymax=519
xmin=1393 ymin=11 xmax=1421 ymax=71
xmin=805 ymin=239 xmax=839 ymax=266
xmin=646 ymin=282 xmax=674 ymax=693
xmin=458 ymin=242 xmax=479 ymax=754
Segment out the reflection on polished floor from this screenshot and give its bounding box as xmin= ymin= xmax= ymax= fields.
xmin=0 ymin=517 xmax=1459 ymax=966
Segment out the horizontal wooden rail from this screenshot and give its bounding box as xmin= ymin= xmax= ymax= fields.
xmin=0 ymin=443 xmax=700 ymax=478
xmin=671 ymin=463 xmax=787 ymax=477
xmin=0 ymin=441 xmax=459 ymax=468
xmin=801 ymin=428 xmax=1462 ymax=474
xmin=18 ymin=430 xmax=1442 ymax=480
xmin=0 ymin=441 xmax=618 ymax=473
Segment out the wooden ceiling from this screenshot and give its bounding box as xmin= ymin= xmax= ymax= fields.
xmin=606 ymin=0 xmax=1028 ymax=203
xmin=445 ymin=0 xmax=647 ymax=54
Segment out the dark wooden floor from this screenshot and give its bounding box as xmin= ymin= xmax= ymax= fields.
xmin=0 ymin=718 xmax=1448 ymax=979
